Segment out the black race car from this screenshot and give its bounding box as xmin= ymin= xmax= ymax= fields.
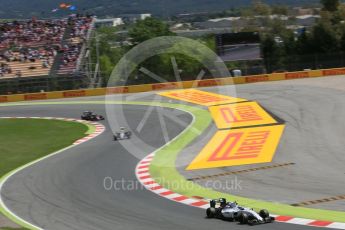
xmin=114 ymin=127 xmax=132 ymax=141
xmin=81 ymin=111 xmax=105 ymax=121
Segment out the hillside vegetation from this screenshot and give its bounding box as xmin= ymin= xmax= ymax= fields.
xmin=0 ymin=0 xmax=321 ymax=18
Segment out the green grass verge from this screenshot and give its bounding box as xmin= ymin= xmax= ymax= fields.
xmin=0 ymin=227 xmax=29 ymax=230
xmin=1 ymin=101 xmax=345 ymax=223
xmin=84 ymin=123 xmax=96 ymax=135
xmin=0 ymin=119 xmax=88 ymax=177
xmin=0 ymin=118 xmax=89 ymax=230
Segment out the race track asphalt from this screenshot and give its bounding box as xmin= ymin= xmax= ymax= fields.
xmin=1 ymin=76 xmax=344 ymax=230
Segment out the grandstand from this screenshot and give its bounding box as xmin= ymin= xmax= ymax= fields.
xmin=0 ymin=15 xmax=94 ymax=94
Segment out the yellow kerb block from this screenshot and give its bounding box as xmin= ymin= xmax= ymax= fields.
xmin=209 ymin=102 xmax=277 ymax=129
xmin=158 ymin=89 xmax=246 ymax=106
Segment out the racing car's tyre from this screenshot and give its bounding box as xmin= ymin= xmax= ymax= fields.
xmin=259 ymin=209 xmax=269 ymax=218
xmin=238 ymin=213 xmax=249 ymax=224
xmin=248 ymin=219 xmax=258 ymax=226
xmin=206 ymin=208 xmax=216 ymax=218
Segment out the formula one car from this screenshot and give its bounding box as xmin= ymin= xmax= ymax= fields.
xmin=113 ymin=127 xmax=132 ymax=141
xmin=206 ymin=198 xmax=275 ymax=225
xmin=81 ymin=111 xmax=105 ymax=121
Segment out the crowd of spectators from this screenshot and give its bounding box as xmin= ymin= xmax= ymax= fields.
xmin=59 ymin=15 xmax=93 ymax=72
xmin=0 ymin=47 xmax=55 ymax=78
xmin=0 ymin=19 xmax=66 ymax=49
xmin=69 ymin=16 xmax=93 ymax=41
xmin=0 ymin=15 xmax=93 ymax=78
xmin=0 ymin=62 xmax=12 ymax=77
xmin=60 ymin=44 xmax=81 ymax=66
xmin=0 ymin=48 xmax=56 ymax=62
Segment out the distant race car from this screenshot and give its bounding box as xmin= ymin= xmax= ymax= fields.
xmin=206 ymin=198 xmax=275 ymax=225
xmin=113 ymin=127 xmax=132 ymax=141
xmin=81 ymin=111 xmax=105 ymax=121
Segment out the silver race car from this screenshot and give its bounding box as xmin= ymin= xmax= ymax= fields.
xmin=206 ymin=198 xmax=274 ymax=225
xmin=113 ymin=127 xmax=132 ymax=141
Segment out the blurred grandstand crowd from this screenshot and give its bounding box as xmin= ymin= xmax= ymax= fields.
xmin=0 ymin=15 xmax=93 ymax=79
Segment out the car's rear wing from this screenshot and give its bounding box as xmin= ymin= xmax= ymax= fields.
xmin=209 ymin=198 xmax=227 ymax=208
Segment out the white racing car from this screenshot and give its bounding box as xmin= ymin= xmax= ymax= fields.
xmin=113 ymin=127 xmax=132 ymax=141
xmin=206 ymin=198 xmax=275 ymax=225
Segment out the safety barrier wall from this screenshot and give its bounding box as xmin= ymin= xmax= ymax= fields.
xmin=0 ymin=67 xmax=344 ymax=103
